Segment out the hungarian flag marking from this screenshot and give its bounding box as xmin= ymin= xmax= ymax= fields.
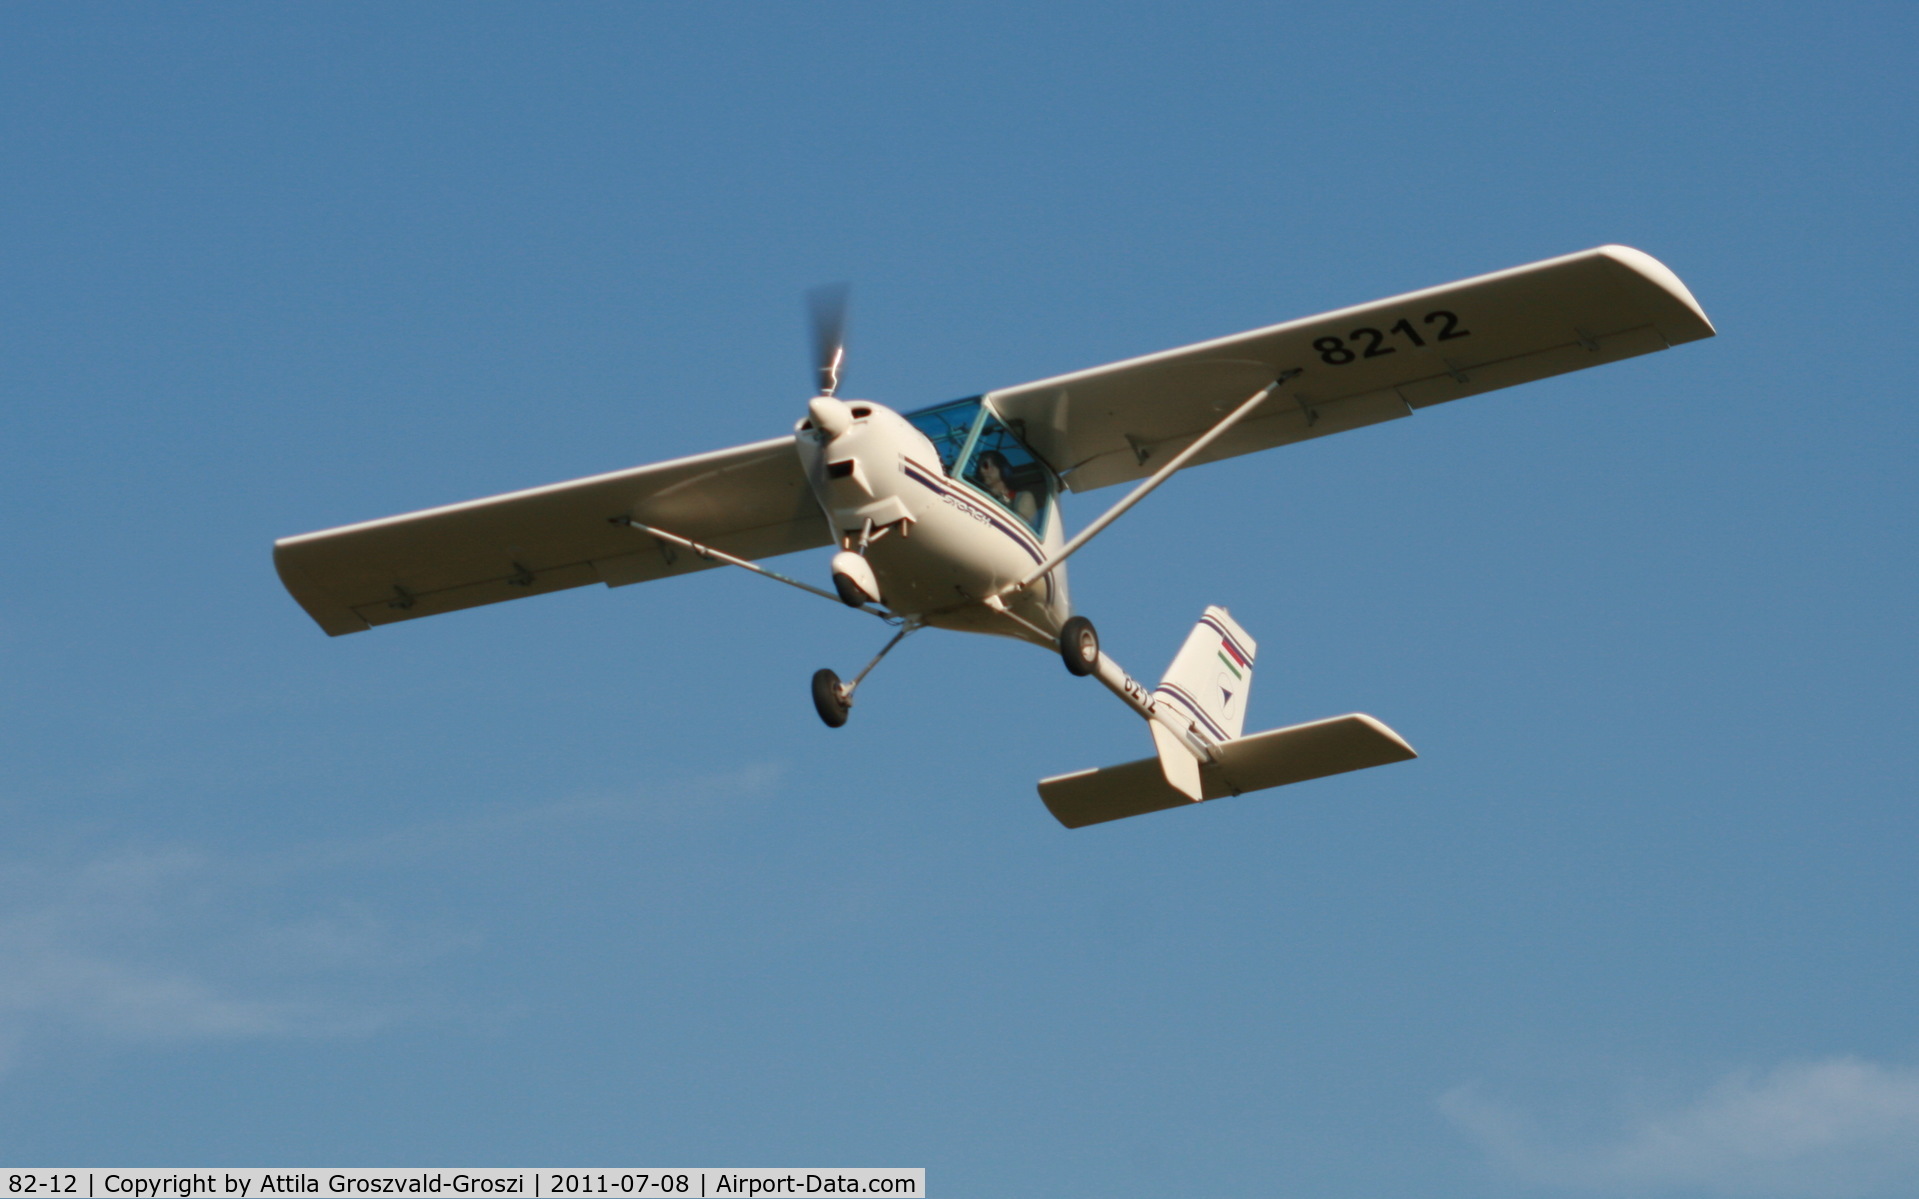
xmin=1216 ymin=637 xmax=1247 ymax=680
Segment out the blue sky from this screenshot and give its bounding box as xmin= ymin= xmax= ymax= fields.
xmin=2 ymin=3 xmax=1915 ymax=1195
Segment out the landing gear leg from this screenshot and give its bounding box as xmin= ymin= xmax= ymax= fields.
xmin=810 ymin=619 xmax=921 ymax=729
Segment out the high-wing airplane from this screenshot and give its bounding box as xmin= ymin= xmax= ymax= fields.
xmin=275 ymin=246 xmax=1713 ymax=828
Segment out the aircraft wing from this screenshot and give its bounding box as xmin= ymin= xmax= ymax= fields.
xmin=988 ymin=245 xmax=1715 ymax=492
xmin=275 ymin=436 xmax=827 ymax=635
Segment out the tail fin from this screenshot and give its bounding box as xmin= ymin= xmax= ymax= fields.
xmin=1155 ymin=606 xmax=1256 ymax=744
xmin=1145 ymin=607 xmax=1257 ymax=801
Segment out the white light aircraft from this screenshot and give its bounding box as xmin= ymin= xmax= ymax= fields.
xmin=276 ymin=246 xmax=1713 ymax=827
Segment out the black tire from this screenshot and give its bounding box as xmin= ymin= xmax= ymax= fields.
xmin=1059 ymin=616 xmax=1100 ymax=677
xmin=811 ymin=668 xmax=851 ymax=728
xmin=832 ymin=570 xmax=869 ymax=607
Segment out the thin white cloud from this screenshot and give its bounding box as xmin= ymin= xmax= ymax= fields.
xmin=1441 ymin=1057 xmax=1919 ymax=1198
xmin=0 ymin=845 xmax=393 ymax=1072
xmin=283 ymin=761 xmax=786 ymax=872
xmin=0 ymin=764 xmax=785 ymax=1075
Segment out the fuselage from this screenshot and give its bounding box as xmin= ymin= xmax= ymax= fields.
xmin=793 ymin=396 xmax=1069 ymax=645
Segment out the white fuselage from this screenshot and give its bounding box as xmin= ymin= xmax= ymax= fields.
xmin=793 ymin=399 xmax=1069 ymax=645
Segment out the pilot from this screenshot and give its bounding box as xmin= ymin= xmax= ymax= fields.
xmin=976 ymin=449 xmax=1039 ymax=527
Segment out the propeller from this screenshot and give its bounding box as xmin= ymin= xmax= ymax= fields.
xmin=807 ymin=282 xmax=850 ymax=397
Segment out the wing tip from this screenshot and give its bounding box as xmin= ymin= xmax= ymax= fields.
xmin=272 ymin=543 xmax=372 ymax=636
xmin=1591 ymin=244 xmax=1717 ymax=341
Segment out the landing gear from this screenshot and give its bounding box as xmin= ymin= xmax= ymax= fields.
xmin=830 ymin=549 xmax=881 ymax=608
xmin=833 ymin=572 xmax=869 ymax=607
xmin=1059 ymin=615 xmax=1100 ymax=677
xmin=811 ymin=668 xmax=851 ymax=728
xmin=810 ymin=619 xmax=922 ymax=729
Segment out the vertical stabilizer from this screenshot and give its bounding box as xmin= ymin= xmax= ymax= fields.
xmin=1155 ymin=606 xmax=1257 ymax=744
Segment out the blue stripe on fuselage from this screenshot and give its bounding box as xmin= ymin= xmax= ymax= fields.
xmin=900 ymin=459 xmax=1047 ymax=567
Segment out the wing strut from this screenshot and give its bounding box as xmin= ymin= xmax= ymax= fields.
xmin=620 ymin=520 xmax=897 ymax=622
xmin=1004 ymin=370 xmax=1301 ymax=592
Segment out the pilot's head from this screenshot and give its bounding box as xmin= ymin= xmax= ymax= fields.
xmin=977 ymin=450 xmax=1012 ymax=491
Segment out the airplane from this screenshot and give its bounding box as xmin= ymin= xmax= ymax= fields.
xmin=274 ymin=245 xmax=1714 ymax=828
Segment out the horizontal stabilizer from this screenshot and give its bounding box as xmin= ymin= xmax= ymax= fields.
xmin=1038 ymin=714 xmax=1416 ymax=829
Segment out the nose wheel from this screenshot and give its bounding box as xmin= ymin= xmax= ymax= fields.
xmin=811 ymin=668 xmax=851 ymax=728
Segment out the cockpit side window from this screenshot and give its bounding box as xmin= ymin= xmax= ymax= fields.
xmin=902 ymin=396 xmax=983 ymax=475
xmin=903 ymin=396 xmax=1057 ymax=534
xmin=957 ymin=411 xmax=1055 ymax=534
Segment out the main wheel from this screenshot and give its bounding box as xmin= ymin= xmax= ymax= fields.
xmin=1059 ymin=616 xmax=1100 ymax=677
xmin=811 ymin=667 xmax=851 ymax=728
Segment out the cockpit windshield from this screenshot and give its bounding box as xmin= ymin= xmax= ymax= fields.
xmin=903 ymin=396 xmax=980 ymax=475
xmin=904 ymin=396 xmax=1056 ymax=535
